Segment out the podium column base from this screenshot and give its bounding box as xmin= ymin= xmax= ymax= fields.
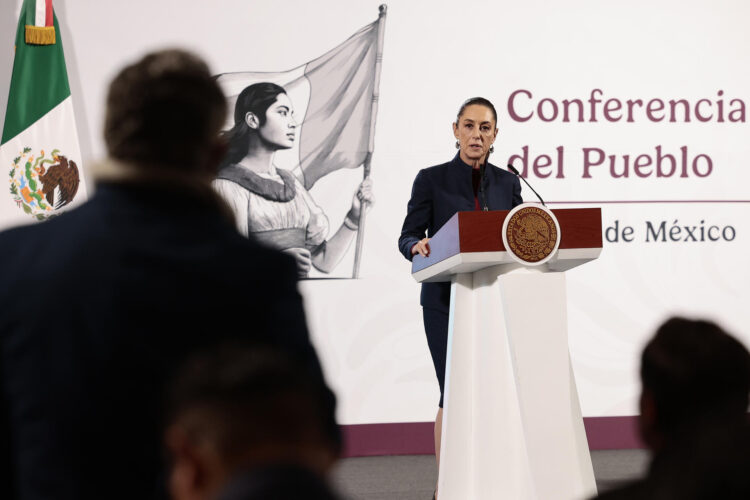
xmin=438 ymin=267 xmax=596 ymax=500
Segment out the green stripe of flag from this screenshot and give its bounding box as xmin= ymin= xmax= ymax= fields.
xmin=1 ymin=0 xmax=71 ymax=145
xmin=25 ymin=0 xmax=36 ymax=26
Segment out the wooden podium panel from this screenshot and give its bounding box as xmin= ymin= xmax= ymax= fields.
xmin=412 ymin=208 xmax=602 ymax=282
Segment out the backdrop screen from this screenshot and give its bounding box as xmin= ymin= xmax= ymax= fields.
xmin=0 ymin=0 xmax=747 ymax=423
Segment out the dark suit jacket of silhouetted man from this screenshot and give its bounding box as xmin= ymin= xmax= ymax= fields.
xmin=0 ymin=174 xmax=338 ymax=500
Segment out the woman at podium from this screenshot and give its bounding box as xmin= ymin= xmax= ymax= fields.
xmin=397 ymin=97 xmax=522 ymax=492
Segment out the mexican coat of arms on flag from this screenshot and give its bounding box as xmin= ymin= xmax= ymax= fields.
xmin=1 ymin=0 xmax=87 ymax=229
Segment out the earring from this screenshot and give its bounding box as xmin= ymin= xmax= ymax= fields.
xmin=489 ymin=145 xmax=495 ymax=153
xmin=455 ymin=141 xmax=460 ymax=149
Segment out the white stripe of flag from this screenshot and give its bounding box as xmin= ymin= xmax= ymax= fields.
xmin=34 ymin=0 xmax=50 ymax=27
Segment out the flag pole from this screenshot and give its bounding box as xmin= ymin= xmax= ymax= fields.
xmin=352 ymin=4 xmax=387 ymax=279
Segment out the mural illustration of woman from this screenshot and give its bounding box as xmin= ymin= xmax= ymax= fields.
xmin=213 ymin=82 xmax=373 ymax=277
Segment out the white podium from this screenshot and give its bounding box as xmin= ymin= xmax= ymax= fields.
xmin=412 ymin=206 xmax=603 ymax=500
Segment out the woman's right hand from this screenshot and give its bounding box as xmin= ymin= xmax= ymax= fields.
xmin=283 ymin=247 xmax=312 ymax=277
xmin=411 ymin=238 xmax=431 ymax=257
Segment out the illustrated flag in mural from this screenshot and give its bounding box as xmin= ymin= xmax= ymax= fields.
xmin=216 ymin=8 xmax=385 ymax=190
xmin=0 ymin=0 xmax=87 ymax=230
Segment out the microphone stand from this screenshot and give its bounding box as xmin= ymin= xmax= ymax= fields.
xmin=479 ymin=152 xmax=489 ymax=211
xmin=507 ymin=163 xmax=546 ymax=206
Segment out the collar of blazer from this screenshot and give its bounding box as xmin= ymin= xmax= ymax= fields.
xmin=91 ymin=157 xmax=236 ymax=225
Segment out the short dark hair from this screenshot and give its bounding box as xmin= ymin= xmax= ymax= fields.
xmin=104 ymin=49 xmax=227 ymax=170
xmin=641 ymin=317 xmax=750 ymax=432
xmin=166 ymin=343 xmax=336 ymax=465
xmin=456 ymin=97 xmax=498 ymax=125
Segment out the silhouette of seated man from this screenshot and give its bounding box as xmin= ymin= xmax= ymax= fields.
xmin=165 ymin=344 xmax=341 ymax=500
xmin=593 ymin=317 xmax=750 ymax=500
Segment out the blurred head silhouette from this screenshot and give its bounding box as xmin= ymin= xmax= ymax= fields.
xmin=638 ymin=316 xmax=750 ymax=451
xmin=164 ymin=344 xmax=339 ymax=500
xmin=103 ymin=49 xmax=227 ymax=177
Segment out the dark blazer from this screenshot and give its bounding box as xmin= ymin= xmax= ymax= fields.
xmin=398 ymin=154 xmax=522 ymax=312
xmin=0 ymin=182 xmax=336 ymax=500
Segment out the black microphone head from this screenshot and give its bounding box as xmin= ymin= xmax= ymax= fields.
xmin=507 ymin=164 xmax=520 ymax=176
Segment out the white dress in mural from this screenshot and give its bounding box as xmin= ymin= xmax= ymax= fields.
xmin=213 ymin=166 xmax=329 ymax=251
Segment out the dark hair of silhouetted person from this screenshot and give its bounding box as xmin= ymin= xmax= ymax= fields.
xmin=641 ymin=317 xmax=750 ymax=434
xmin=104 ymin=49 xmax=227 ymax=171
xmin=165 ymin=342 xmax=338 ymax=467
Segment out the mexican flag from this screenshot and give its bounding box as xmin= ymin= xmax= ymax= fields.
xmin=215 ymin=7 xmax=386 ymax=190
xmin=0 ymin=0 xmax=87 ymax=230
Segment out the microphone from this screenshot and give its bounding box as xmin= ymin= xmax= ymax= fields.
xmin=507 ymin=164 xmax=546 ymax=206
xmin=479 ymin=161 xmax=488 ymax=211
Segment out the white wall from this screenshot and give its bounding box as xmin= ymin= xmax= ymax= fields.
xmin=2 ymin=0 xmax=749 ymax=424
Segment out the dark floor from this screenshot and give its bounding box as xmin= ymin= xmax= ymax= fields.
xmin=331 ymin=450 xmax=650 ymax=500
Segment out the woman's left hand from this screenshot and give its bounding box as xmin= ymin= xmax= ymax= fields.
xmin=348 ymin=178 xmax=374 ymax=219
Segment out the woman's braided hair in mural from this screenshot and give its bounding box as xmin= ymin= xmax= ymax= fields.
xmin=221 ymin=82 xmax=287 ymax=168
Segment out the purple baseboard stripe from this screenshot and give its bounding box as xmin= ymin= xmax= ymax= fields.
xmin=342 ymin=422 xmax=436 ymax=457
xmin=341 ymin=416 xmax=642 ymax=458
xmin=584 ymin=416 xmax=643 ymax=450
